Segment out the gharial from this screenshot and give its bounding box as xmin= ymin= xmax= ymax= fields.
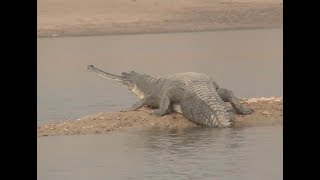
xmin=87 ymin=65 xmax=254 ymax=127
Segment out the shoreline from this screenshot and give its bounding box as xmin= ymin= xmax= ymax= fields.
xmin=37 ymin=97 xmax=283 ymax=137
xmin=37 ymin=26 xmax=281 ymax=39
xmin=38 ymin=0 xmax=282 ymax=38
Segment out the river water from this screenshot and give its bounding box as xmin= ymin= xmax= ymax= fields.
xmin=38 ymin=126 xmax=282 ymax=180
xmin=37 ymin=28 xmax=283 ymax=180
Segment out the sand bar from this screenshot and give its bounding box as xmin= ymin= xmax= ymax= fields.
xmin=38 ymin=97 xmax=283 ymax=137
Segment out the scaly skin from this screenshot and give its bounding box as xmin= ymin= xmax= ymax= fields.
xmin=87 ymin=65 xmax=254 ymax=127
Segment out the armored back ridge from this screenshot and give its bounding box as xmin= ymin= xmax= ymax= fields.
xmin=169 ymin=73 xmax=231 ymax=127
xmin=87 ymin=65 xmax=254 ymax=127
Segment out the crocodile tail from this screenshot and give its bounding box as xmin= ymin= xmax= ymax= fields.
xmin=189 ymin=83 xmax=231 ymax=127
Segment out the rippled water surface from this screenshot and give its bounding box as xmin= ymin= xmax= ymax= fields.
xmin=38 ymin=126 xmax=282 ymax=180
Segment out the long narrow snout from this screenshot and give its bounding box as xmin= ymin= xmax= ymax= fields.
xmin=87 ymin=65 xmax=125 ymax=84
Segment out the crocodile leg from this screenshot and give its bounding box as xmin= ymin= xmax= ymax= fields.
xmin=217 ymin=88 xmax=254 ymax=115
xmin=120 ymin=97 xmax=148 ymax=112
xmin=150 ymin=95 xmax=170 ymax=117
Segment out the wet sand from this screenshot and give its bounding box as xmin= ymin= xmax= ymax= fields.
xmin=37 ymin=97 xmax=283 ymax=137
xmin=37 ymin=0 xmax=282 ymax=37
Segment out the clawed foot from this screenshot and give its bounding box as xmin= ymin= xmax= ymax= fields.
xmin=240 ymin=107 xmax=254 ymax=115
xmin=120 ymin=108 xmax=135 ymax=112
xmin=150 ymin=109 xmax=163 ymax=117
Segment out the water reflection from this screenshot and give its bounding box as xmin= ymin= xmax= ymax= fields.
xmin=121 ymin=127 xmax=273 ymax=179
xmin=38 ymin=126 xmax=282 ymax=180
